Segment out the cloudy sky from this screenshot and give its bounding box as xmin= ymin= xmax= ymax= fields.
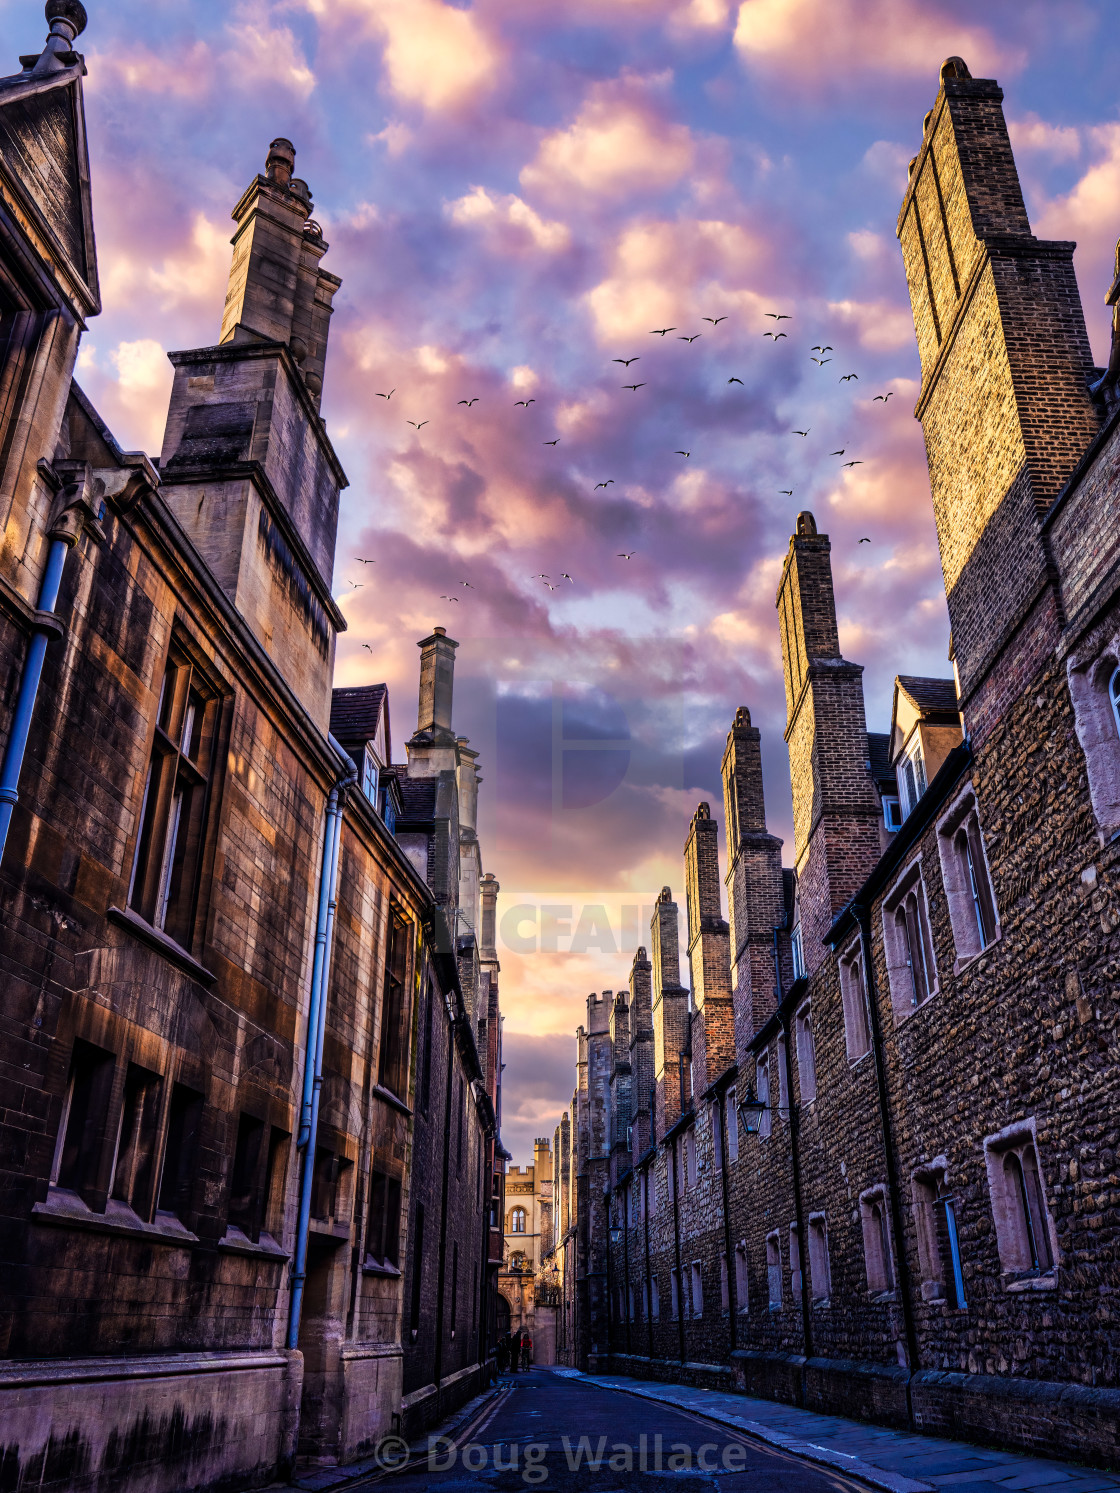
xmin=12 ymin=0 xmax=1120 ymax=1162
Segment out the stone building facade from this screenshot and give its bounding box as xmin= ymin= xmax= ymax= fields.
xmin=547 ymin=55 xmax=1120 ymax=1469
xmin=0 ymin=6 xmax=504 ymax=1490
xmin=496 ymin=1139 xmax=557 ymax=1364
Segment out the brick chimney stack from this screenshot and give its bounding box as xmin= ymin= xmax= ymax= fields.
xmin=628 ymin=946 xmax=654 ymax=1159
xmin=721 ymin=707 xmax=786 ymax=1050
xmin=777 ymin=513 xmax=882 ymax=974
xmin=650 ymin=887 xmax=690 ymax=1137
xmin=683 ymin=803 xmax=734 ymax=1095
xmin=898 ymin=56 xmax=1099 ymax=718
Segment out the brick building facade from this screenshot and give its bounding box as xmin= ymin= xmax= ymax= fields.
xmin=547 ymin=55 xmax=1120 ymax=1468
xmin=0 ymin=7 xmax=504 ymax=1490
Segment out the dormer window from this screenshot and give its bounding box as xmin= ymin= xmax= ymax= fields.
xmin=362 ymin=745 xmax=380 ymax=805
xmin=898 ymin=741 xmax=927 ymax=820
xmin=883 ymin=795 xmax=902 ymax=833
xmin=790 ymin=922 xmax=805 ymax=981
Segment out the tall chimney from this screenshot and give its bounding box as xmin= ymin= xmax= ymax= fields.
xmin=479 ymin=872 xmax=499 ymax=964
xmin=683 ymin=802 xmax=734 ymax=1094
xmin=407 ymin=627 xmax=459 ymax=777
xmin=650 ymin=888 xmax=690 ymax=1137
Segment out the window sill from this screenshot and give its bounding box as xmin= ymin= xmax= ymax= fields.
xmin=952 ymin=931 xmax=1002 ymax=977
xmin=107 ymin=905 xmax=217 ymax=986
xmin=370 ymin=1083 xmax=412 ymax=1118
xmin=217 ymin=1226 xmax=288 ymax=1260
xmin=363 ymin=1258 xmax=402 ymax=1278
xmin=868 ymin=1288 xmax=898 ymax=1304
xmin=32 ymin=1189 xmax=198 ymax=1246
xmin=308 ymin=1220 xmax=352 ymax=1243
xmin=811 ymin=1297 xmax=831 ymax=1309
xmin=1004 ymin=1269 xmax=1057 ymax=1293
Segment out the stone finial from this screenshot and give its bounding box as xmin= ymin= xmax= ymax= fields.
xmin=923 ymin=110 xmax=933 ymax=134
xmin=30 ymin=0 xmax=86 ymax=74
xmin=908 ymin=157 xmax=919 ymax=178
xmin=795 ymin=511 xmax=817 ymax=538
xmin=633 ymin=945 xmax=648 ymax=964
xmin=657 ymin=886 xmax=672 ymax=904
xmin=939 ymin=56 xmax=971 ymax=82
xmin=733 ymin=706 xmax=751 ymax=728
xmin=695 ymin=801 xmax=710 ymax=820
xmin=266 ymin=138 xmax=296 ymax=188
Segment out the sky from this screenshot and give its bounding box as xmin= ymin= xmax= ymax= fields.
xmin=11 ymin=0 xmax=1120 ymax=1165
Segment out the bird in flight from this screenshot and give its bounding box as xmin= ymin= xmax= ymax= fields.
xmin=362 ymin=643 xmax=373 ymax=653
xmin=840 ymin=373 xmax=859 ymax=382
xmin=347 ymin=580 xmax=363 ymax=588
xmin=543 ymin=438 xmax=560 ymax=445
xmin=514 ymin=398 xmax=536 ymax=407
xmin=613 ymin=357 xmax=640 ymax=367
xmin=532 ymin=572 xmax=550 ymax=579
xmin=650 ymin=327 xmax=676 ymax=336
xmin=678 ymin=334 xmax=701 ymax=343
xmin=859 ymin=537 xmax=871 ymax=544
xmin=617 ymin=551 xmax=635 ymax=559
xmin=779 ymin=489 xmax=794 ymax=496
xmin=811 ymin=357 xmax=832 ymax=366
xmin=458 ymin=397 xmax=479 ymax=406
xmin=561 ymin=573 xmax=574 ymax=583
xmin=763 ymin=331 xmax=788 ymax=340
xmin=792 ymin=428 xmax=809 ymax=437
xmin=831 ymin=449 xmax=845 ymax=456
xmin=543 ymin=580 xmax=557 ymax=591
xmin=703 ymin=316 xmax=727 ymax=325
xmin=766 ymin=313 xmax=792 ymax=321
xmin=407 ymin=419 xmax=428 ymax=428
xmin=439 ymin=594 xmax=460 ymax=602
xmin=356 ymin=557 xmax=376 ymax=564
xmin=727 ymin=376 xmax=744 ymax=385
xmin=873 ymin=392 xmax=895 ymax=402
xmin=376 ymin=389 xmax=395 ymax=400
xmin=811 ymin=345 xmax=833 ymax=353
xmin=622 ymin=382 xmax=646 ymax=391
xmin=594 ymin=480 xmax=615 ymax=489
xmin=843 ymin=460 xmax=864 ymax=468
xmin=675 ymin=450 xmax=691 ymax=457
xmin=460 ymin=581 xmax=474 ymax=588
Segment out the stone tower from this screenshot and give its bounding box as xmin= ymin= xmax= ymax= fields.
xmin=721 ymin=707 xmax=785 ymax=1051
xmin=776 ymin=513 xmax=881 ymax=973
xmin=157 ymin=140 xmax=347 ymax=728
xmin=683 ymin=803 xmax=734 ymax=1093
xmin=897 ymin=57 xmax=1099 ymax=717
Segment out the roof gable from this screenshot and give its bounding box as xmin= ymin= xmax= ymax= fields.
xmin=0 ymin=62 xmax=99 ymax=317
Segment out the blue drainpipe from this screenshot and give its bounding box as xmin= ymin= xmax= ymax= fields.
xmin=287 ymin=737 xmax=358 ymax=1350
xmin=0 ymin=533 xmax=72 ymax=865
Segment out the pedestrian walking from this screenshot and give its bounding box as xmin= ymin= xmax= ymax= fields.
xmin=521 ymin=1333 xmax=533 ymax=1372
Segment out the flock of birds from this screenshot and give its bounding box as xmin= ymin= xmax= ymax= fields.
xmin=344 ymin=312 xmax=898 ymax=604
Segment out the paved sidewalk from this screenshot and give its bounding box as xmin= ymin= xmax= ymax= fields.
xmin=556 ymin=1369 xmax=1120 ymax=1493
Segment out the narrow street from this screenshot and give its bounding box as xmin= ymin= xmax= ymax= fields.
xmin=354 ymin=1370 xmax=864 ymax=1492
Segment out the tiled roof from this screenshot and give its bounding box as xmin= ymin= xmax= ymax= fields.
xmin=895 ymin=675 xmax=959 ymax=716
xmin=330 ymin=684 xmax=388 ymax=759
xmin=383 ymin=766 xmax=437 ymax=822
xmin=867 ymin=731 xmax=895 ymax=788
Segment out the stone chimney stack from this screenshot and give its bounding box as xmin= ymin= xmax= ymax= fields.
xmin=628 ymin=946 xmax=654 ymax=1159
xmin=608 ymin=991 xmax=632 ymax=1186
xmin=777 ymin=514 xmax=881 ymax=974
xmin=650 ymin=888 xmax=690 ymax=1137
xmin=219 ymin=138 xmax=340 ymax=408
xmin=683 ymin=803 xmax=734 ymax=1095
xmin=898 ymin=57 xmax=1098 ymax=720
xmin=721 ymin=707 xmax=786 ymax=1049
xmin=479 ymin=872 xmax=499 ymax=965
xmin=407 ymin=628 xmax=459 ymax=777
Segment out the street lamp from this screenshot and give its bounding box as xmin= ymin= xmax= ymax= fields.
xmin=738 ymin=1085 xmax=768 ymax=1136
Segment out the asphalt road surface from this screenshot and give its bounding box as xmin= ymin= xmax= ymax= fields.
xmin=356 ymin=1369 xmax=872 ymax=1492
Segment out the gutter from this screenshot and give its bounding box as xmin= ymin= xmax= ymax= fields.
xmin=287 ymin=735 xmax=359 ymax=1349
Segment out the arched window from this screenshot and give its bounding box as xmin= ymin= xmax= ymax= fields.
xmin=1111 ymin=665 xmax=1120 ymax=738
xmin=511 ymin=1206 xmax=526 ymax=1233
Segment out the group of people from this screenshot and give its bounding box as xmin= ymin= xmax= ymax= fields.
xmin=497 ymin=1328 xmax=532 ymax=1374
